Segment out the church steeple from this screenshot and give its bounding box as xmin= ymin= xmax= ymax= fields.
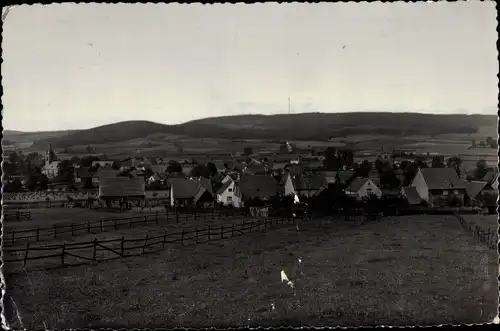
xmin=46 ymin=142 xmax=57 ymax=164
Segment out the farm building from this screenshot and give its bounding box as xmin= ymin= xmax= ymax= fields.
xmin=238 ymin=174 xmax=281 ymax=201
xmin=400 ymin=186 xmax=426 ymax=206
xmin=409 ymin=168 xmax=466 ymax=207
xmin=99 ymin=177 xmax=146 ymax=208
xmin=320 ymin=171 xmax=356 ymax=188
xmin=345 ymin=177 xmax=382 ymax=200
xmin=284 ymin=172 xmax=327 ymax=198
xmin=168 ymin=178 xmax=214 ymax=208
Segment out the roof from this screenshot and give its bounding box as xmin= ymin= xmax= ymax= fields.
xmin=99 ymin=177 xmax=145 ymax=197
xmin=460 ymin=180 xmax=488 ymax=199
xmin=239 ymin=175 xmax=280 ymax=200
xmin=401 ymin=186 xmax=424 ymax=205
xmin=482 ymin=170 xmax=497 ymax=183
xmin=150 ymin=164 xmax=167 ymax=174
xmin=290 ymin=172 xmax=327 ymax=191
xmin=271 ymin=162 xmax=289 ymax=170
xmin=419 ymin=168 xmax=465 ymax=190
xmin=348 ymin=177 xmax=379 ymax=193
xmin=168 ymin=178 xmax=200 ymax=199
xmin=216 ymin=180 xmax=232 ymax=195
xmin=196 ymin=177 xmax=213 ymax=196
xmin=245 ymin=164 xmax=267 ymax=174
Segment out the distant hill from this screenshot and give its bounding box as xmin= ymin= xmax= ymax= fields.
xmin=28 ymin=112 xmax=496 ymax=149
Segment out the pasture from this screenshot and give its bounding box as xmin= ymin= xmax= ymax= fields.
xmin=3 ymin=213 xmax=497 ymax=328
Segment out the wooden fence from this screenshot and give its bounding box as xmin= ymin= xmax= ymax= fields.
xmin=454 ymin=213 xmax=498 ymax=250
xmin=2 ymin=210 xmax=32 ymax=221
xmin=2 ymin=209 xmax=249 ymax=247
xmin=2 ymin=217 xmax=287 ymax=271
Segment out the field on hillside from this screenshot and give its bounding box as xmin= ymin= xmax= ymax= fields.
xmin=4 ymin=214 xmax=497 ymax=329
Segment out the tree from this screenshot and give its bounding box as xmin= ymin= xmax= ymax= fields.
xmin=399 ymin=160 xmax=410 ymax=170
xmin=374 ymin=159 xmax=385 ymax=174
xmin=2 ymin=161 xmax=16 ymax=177
xmin=380 ymin=167 xmax=401 ymax=189
xmin=338 ymin=149 xmax=354 ymax=169
xmin=356 ymin=160 xmax=372 ymax=178
xmin=243 ymin=147 xmax=253 ymax=156
xmin=3 ymin=178 xmax=23 ymax=192
xmin=206 ymin=162 xmax=218 ymax=178
xmin=58 ymin=160 xmax=75 ymax=184
xmin=431 ymin=155 xmax=445 ymax=168
xmin=86 ymin=145 xmax=93 ymax=153
xmin=402 ymin=162 xmax=419 ymax=186
xmin=446 ymin=156 xmax=462 ymax=177
xmin=167 ymin=160 xmax=182 ymax=173
xmin=323 ymin=147 xmax=342 ymax=170
xmin=473 ymin=159 xmax=488 ymax=180
xmin=70 ymin=156 xmax=81 ymax=164
xmin=79 ymin=155 xmax=100 ymax=167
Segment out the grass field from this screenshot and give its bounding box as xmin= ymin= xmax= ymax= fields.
xmin=3 ymin=213 xmax=497 ymax=328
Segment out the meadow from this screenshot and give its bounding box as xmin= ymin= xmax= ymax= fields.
xmin=3 ymin=212 xmax=497 ymax=329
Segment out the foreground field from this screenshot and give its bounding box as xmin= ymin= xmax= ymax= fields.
xmin=4 ymin=214 xmax=497 ymax=328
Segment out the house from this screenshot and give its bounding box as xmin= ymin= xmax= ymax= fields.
xmin=345 ymin=177 xmax=382 ymax=200
xmin=92 ymin=160 xmax=114 ymax=168
xmin=238 ymin=175 xmax=280 ymax=202
xmin=400 ymin=186 xmax=426 ymax=206
xmin=74 ymin=167 xmax=94 ymax=185
xmin=147 ymin=173 xmax=166 ymax=185
xmin=243 ymin=164 xmax=268 ymax=175
xmin=409 ymin=168 xmax=466 ymax=207
xmin=150 ymin=164 xmax=168 ymax=175
xmin=284 ymin=172 xmax=327 ymax=198
xmin=320 ymin=170 xmax=356 ymax=188
xmin=216 ymin=177 xmax=243 ymax=208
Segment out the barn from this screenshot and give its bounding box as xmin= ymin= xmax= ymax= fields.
xmin=99 ymin=177 xmax=146 ymax=209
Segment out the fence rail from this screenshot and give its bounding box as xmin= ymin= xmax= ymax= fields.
xmin=2 ymin=210 xmax=32 ymax=221
xmin=454 ymin=213 xmax=498 ymax=250
xmin=2 ymin=209 xmax=249 ymax=247
xmin=2 ymin=217 xmax=287 ymax=271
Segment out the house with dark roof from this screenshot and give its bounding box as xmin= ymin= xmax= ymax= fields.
xmin=345 ymin=177 xmax=382 ymax=200
xmin=99 ymin=177 xmax=146 ymax=208
xmin=167 ymin=178 xmax=213 ymax=207
xmin=409 ymin=168 xmax=466 ymax=207
xmin=460 ymin=180 xmax=489 ymax=206
xmin=320 ymin=171 xmax=356 ymax=188
xmin=284 ymin=172 xmax=327 ymax=198
xmin=238 ymin=175 xmax=280 ymax=202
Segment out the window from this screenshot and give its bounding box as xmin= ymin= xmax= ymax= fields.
xmin=443 ymin=190 xmax=448 ymax=196
xmin=228 ymin=188 xmax=232 ymax=192
xmin=227 ymin=196 xmax=233 ymax=202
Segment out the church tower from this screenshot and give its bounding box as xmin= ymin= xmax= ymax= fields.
xmin=46 ymin=142 xmax=57 ymax=165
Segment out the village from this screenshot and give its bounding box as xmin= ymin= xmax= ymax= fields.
xmin=2 ymin=140 xmax=498 ymax=214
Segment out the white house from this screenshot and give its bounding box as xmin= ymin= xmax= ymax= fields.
xmin=216 ymin=177 xmax=243 ymax=208
xmin=409 ymin=168 xmax=466 ymax=206
xmin=345 ymin=177 xmax=382 ymax=200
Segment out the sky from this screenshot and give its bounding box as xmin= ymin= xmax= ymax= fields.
xmin=2 ymin=2 xmax=498 ymax=132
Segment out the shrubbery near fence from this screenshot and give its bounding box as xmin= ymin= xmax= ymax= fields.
xmin=454 ymin=213 xmax=498 ymax=250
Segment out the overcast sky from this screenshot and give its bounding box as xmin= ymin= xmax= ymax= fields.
xmin=2 ymin=2 xmax=498 ymax=131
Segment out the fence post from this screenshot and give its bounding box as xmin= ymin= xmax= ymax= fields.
xmin=163 ymin=230 xmax=167 ymax=248
xmin=156 ymin=211 xmax=159 ymax=224
xmin=54 ymin=225 xmax=57 ymax=238
xmin=196 ymin=228 xmax=199 ymax=244
xmin=36 ymin=227 xmax=40 ymax=242
xmin=208 ymin=225 xmax=211 ymax=241
xmin=142 ymin=235 xmax=149 ymax=254
xmin=176 ymin=212 xmax=179 ymax=223
xmin=220 ymin=225 xmax=223 ymax=239
xmin=231 ymin=223 xmax=235 ymax=237
xmin=11 ymin=230 xmax=16 ymax=246
xmin=144 ymin=216 xmax=147 ymax=224
xmin=71 ymin=223 xmax=75 ymax=237
xmin=194 ymin=211 xmax=197 ymax=220
xmin=93 ymin=238 xmax=98 ymax=261
xmin=87 ymin=220 xmax=90 ymax=233
xmin=120 ymin=236 xmax=125 ymax=257
xmin=181 ymin=229 xmax=185 ymax=246
xmin=23 ymin=242 xmax=30 ymax=267
xmin=250 ymin=220 xmax=254 ymax=233
xmin=61 ymin=242 xmax=66 ymax=266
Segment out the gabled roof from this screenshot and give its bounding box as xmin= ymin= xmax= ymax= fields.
xmin=401 ymin=186 xmax=425 ymax=205
xmin=168 ymin=178 xmax=199 ymax=199
xmin=196 ymin=177 xmax=213 ymax=196
xmin=216 ymin=180 xmax=233 ymax=195
xmin=348 ymin=177 xmax=379 ymax=193
xmin=290 ymin=172 xmax=327 ymax=191
xmin=76 ymin=167 xmax=91 ymax=178
xmin=239 ymin=175 xmax=280 ymax=199
xmin=482 ymin=169 xmax=497 ymax=183
xmin=460 ymin=180 xmax=488 ymax=199
xmin=419 ymin=168 xmax=465 ymax=190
